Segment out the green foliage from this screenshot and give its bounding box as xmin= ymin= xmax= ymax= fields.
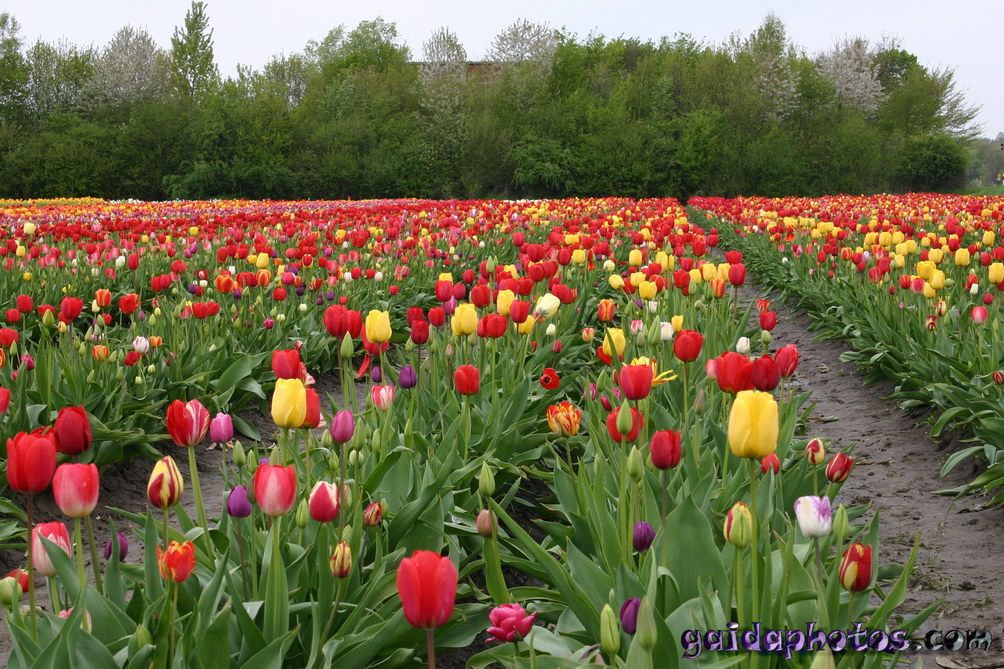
xmin=0 ymin=11 xmax=981 ymax=198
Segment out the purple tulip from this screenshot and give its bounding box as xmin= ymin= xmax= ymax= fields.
xmin=330 ymin=410 xmax=355 ymax=444
xmin=632 ymin=521 xmax=655 ymax=552
xmin=399 ymin=365 xmax=417 ymax=389
xmin=372 ymin=366 xmax=382 ymax=383
xmin=620 ymin=598 xmax=641 ymax=634
xmin=227 ymin=486 xmax=252 ymax=518
xmin=210 ymin=412 xmax=234 ymax=444
xmin=104 ymin=531 xmax=128 ymax=561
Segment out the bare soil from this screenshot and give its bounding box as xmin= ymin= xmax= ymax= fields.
xmin=759 ymin=293 xmax=1004 ymax=655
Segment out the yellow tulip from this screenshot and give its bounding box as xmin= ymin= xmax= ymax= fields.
xmin=728 ymin=390 xmax=779 ymax=459
xmin=628 ymin=249 xmax=642 ymax=266
xmin=629 ymin=272 xmax=645 ymax=287
xmin=571 ymin=249 xmax=587 ymax=264
xmin=364 ymin=310 xmax=392 ymax=343
xmin=689 ymin=268 xmax=702 ymax=285
xmin=608 ymin=274 xmax=625 ymax=290
xmin=272 ymin=378 xmax=307 ymax=429
xmin=983 ymin=231 xmax=995 ymax=247
xmin=517 ymin=316 xmax=535 ymax=335
xmin=989 ymin=262 xmax=1004 ymax=284
xmin=930 ymin=270 xmax=945 ymax=290
xmin=671 ymin=315 xmax=684 ymax=331
xmin=451 ymin=303 xmax=478 ymax=336
xmin=602 ymin=328 xmax=626 ymax=358
xmin=928 ymin=248 xmax=943 ymax=264
xmin=639 ymin=281 xmax=657 ymax=300
xmin=496 ymin=289 xmax=515 ymax=316
xmin=954 ymin=248 xmax=970 ymax=267
xmin=701 ymin=263 xmax=716 ymax=282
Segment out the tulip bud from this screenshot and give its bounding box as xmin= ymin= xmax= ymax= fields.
xmin=341 ymin=524 xmax=353 ymax=541
xmin=635 ymin=598 xmax=657 ymax=650
xmin=0 ymin=577 xmax=21 ymax=608
xmin=627 ymin=447 xmax=644 ymax=482
xmin=809 ymin=649 xmax=836 ymax=669
xmin=616 ymin=399 xmax=633 ymax=436
xmin=339 ymin=332 xmax=354 ymax=360
xmin=804 ymin=438 xmax=825 ymax=466
xmin=736 ymin=337 xmax=750 ymax=354
xmin=348 ymin=449 xmax=359 ymax=466
xmin=833 ymin=504 xmax=849 ymax=544
xmin=619 ymin=597 xmax=640 ymax=634
xmin=723 ymin=501 xmax=753 ymax=548
xmin=760 ymin=330 xmax=772 ymax=347
xmin=341 ymin=483 xmax=353 ymax=510
xmin=632 ymin=521 xmax=654 ymax=552
xmin=129 ymin=625 xmax=153 ymax=656
xmin=476 ymin=509 xmax=495 ymax=537
xmin=692 ymin=388 xmax=706 ymax=415
xmin=295 ymin=499 xmax=310 ymax=528
xmin=600 ymin=604 xmax=621 ymax=656
xmin=104 ymin=531 xmax=129 ymax=561
xmin=478 ymin=462 xmax=496 ymax=497
xmin=231 ymin=440 xmax=245 ymax=467
xmin=363 ymin=500 xmax=384 ymax=527
xmin=329 ymin=541 xmax=352 ymax=578
xmin=327 ymin=449 xmax=339 ymax=472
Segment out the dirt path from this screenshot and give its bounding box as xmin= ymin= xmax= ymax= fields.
xmin=762 ymin=292 xmax=1004 ymax=643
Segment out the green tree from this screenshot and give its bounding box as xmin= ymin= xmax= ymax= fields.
xmin=170 ymin=1 xmax=218 ymax=97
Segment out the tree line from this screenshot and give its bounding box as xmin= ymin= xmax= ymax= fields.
xmin=0 ymin=4 xmax=986 ymax=200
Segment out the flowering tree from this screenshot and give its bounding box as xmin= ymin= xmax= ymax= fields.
xmin=84 ymin=27 xmax=170 ymax=109
xmin=816 ymin=37 xmax=884 ymax=117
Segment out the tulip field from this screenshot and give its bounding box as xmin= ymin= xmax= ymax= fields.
xmin=5 ymin=194 xmax=999 ymax=667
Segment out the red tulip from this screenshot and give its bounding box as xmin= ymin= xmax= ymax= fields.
xmin=838 ymin=542 xmax=873 ymax=592
xmin=6 ymin=431 xmax=57 ymax=494
xmin=396 ymin=550 xmax=458 ymax=629
xmin=271 ymin=348 xmax=301 ymax=379
xmin=118 ymin=293 xmax=140 ymax=315
xmin=253 ymin=463 xmax=296 ymax=516
xmin=52 ymin=463 xmax=99 ymax=518
xmin=158 ymin=540 xmax=196 ymax=583
xmin=774 ymin=344 xmax=799 ymax=377
xmin=649 ymin=430 xmax=681 ymax=469
xmin=673 ymin=330 xmax=704 ymax=362
xmin=825 ymin=453 xmax=854 ymax=483
xmin=618 ymin=363 xmax=654 ymax=400
xmin=53 ymin=406 xmax=92 ymax=455
xmin=308 ymin=481 xmax=340 ymax=523
xmin=539 ymin=367 xmax=560 ymax=390
xmin=300 ymin=388 xmax=322 ymax=429
xmin=759 ymin=311 xmax=778 ymax=331
xmin=165 ymin=399 xmax=210 ymax=447
xmin=715 ymin=352 xmax=753 ymax=394
xmin=454 ymin=365 xmax=480 ymax=395
xmin=58 ymin=297 xmax=83 ymax=323
xmin=410 ymin=319 xmax=430 ymax=345
xmin=751 ymin=355 xmax=779 ymax=391
xmin=0 ymin=388 xmax=10 ymax=414
xmin=509 ymin=300 xmax=530 ymax=324
xmin=760 ymin=453 xmax=780 ymax=475
xmin=728 ymin=263 xmax=747 ymax=286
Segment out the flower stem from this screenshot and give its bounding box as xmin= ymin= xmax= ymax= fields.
xmin=187 ymin=446 xmax=208 ymax=537
xmin=72 ymin=517 xmax=85 ymax=586
xmin=25 ymin=494 xmax=37 ymax=639
xmin=84 ymin=514 xmax=102 ymax=592
xmin=426 ymin=628 xmax=437 ymax=669
xmin=162 ymin=506 xmax=170 ymax=550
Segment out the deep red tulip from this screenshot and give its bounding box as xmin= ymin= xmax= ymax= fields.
xmin=839 ymin=543 xmax=873 ymax=592
xmin=751 ymin=355 xmax=780 ymax=391
xmin=396 ymin=550 xmax=458 ymax=629
xmin=759 ymin=311 xmax=778 ymax=331
xmin=410 ymin=319 xmax=430 ymax=344
xmin=539 ymin=367 xmax=560 ymax=390
xmin=53 ymin=406 xmax=92 ymax=455
xmin=650 ymin=430 xmax=681 ymax=469
xmin=826 ymin=453 xmax=854 ymax=483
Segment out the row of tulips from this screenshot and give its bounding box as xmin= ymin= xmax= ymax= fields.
xmin=1 ymin=197 xmax=929 ymax=667
xmin=693 ymin=194 xmax=1004 ymax=507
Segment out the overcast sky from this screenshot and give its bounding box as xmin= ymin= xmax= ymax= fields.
xmin=6 ymin=0 xmax=1002 ymax=136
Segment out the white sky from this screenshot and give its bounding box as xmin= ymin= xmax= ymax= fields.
xmin=6 ymin=0 xmax=1003 ymax=136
